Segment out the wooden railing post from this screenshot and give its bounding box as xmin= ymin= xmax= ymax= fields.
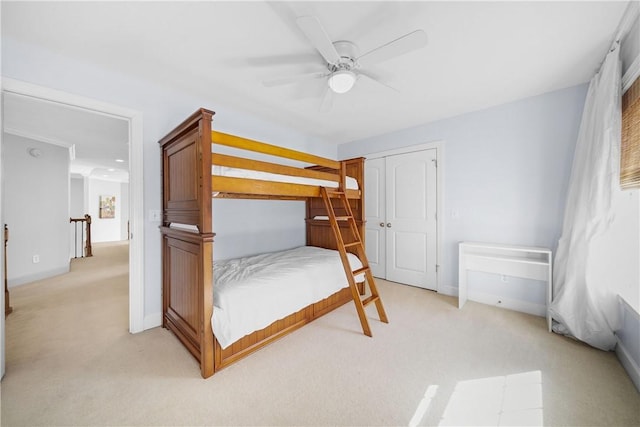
xmin=84 ymin=214 xmax=93 ymax=257
xmin=4 ymin=224 xmax=12 ymax=317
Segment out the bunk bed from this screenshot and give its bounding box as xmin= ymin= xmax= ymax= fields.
xmin=159 ymin=108 xmax=379 ymax=378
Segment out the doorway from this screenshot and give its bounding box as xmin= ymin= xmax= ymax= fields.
xmin=1 ymin=79 xmax=144 ymax=336
xmin=365 ymin=144 xmax=442 ymax=291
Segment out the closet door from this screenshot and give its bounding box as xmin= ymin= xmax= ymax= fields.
xmin=364 ymin=158 xmax=386 ymax=278
xmin=385 ymin=150 xmax=437 ymax=290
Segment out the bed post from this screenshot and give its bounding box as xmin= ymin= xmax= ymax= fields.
xmin=159 ymin=108 xmax=216 ymax=378
xmin=197 ymin=110 xmax=214 ymax=378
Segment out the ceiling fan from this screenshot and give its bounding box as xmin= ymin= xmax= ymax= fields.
xmin=262 ymin=15 xmax=428 ymax=110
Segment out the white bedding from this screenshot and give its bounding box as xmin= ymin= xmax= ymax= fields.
xmin=212 ymin=165 xmax=359 ymax=190
xmin=212 ymin=246 xmax=364 ymax=349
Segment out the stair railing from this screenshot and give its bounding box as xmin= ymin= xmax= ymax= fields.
xmin=70 ymin=214 xmax=93 ymax=258
xmin=4 ymin=224 xmax=12 ymax=316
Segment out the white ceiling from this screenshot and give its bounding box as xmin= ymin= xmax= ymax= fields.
xmin=1 ymin=1 xmax=629 ymax=147
xmin=3 ymin=92 xmax=130 ymax=182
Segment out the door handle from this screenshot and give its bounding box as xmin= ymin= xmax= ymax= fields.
xmin=379 ymin=222 xmax=385 ymax=227
xmin=386 ymin=223 xmax=392 ymax=228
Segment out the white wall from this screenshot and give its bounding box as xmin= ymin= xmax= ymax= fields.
xmin=588 ymin=190 xmax=640 ymax=314
xmin=71 ymin=177 xmax=130 ymax=246
xmin=608 ymin=1 xmax=640 ymax=315
xmin=621 ymin=9 xmax=639 ymax=81
xmin=339 ymin=85 xmax=587 ymax=308
xmin=610 ymin=7 xmax=640 ymax=390
xmin=69 ymin=176 xmax=85 ymax=257
xmin=1 ymin=36 xmax=337 ymax=326
xmin=3 ymin=134 xmax=70 ymax=286
xmin=69 ymin=176 xmax=84 ymax=217
xmin=88 ymin=178 xmax=122 ymax=243
xmin=212 ymin=199 xmax=306 ymax=261
xmin=120 ymin=182 xmax=129 ymax=241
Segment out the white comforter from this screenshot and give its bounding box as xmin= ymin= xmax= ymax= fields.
xmin=212 ymin=246 xmax=364 ymax=349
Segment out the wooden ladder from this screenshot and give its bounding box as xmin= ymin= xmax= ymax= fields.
xmin=320 ymin=187 xmax=388 ymax=336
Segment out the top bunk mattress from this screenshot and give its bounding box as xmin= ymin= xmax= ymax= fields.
xmin=212 ymin=165 xmax=359 ymax=190
xmin=211 ymin=246 xmax=364 ymax=349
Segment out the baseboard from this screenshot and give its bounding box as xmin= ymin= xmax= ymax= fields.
xmin=467 ymin=290 xmax=546 ymax=317
xmin=615 ymin=296 xmax=640 ymax=392
xmin=437 ymin=284 xmax=458 ymax=297
xmin=7 ymin=266 xmax=70 ymax=287
xmin=616 ymin=337 xmax=640 ymax=392
xmin=143 ymin=312 xmax=162 ymax=330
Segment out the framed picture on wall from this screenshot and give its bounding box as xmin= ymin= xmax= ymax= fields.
xmin=99 ymin=195 xmax=116 ymax=219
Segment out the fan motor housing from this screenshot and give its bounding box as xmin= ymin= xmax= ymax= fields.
xmin=332 ymin=40 xmax=358 ymax=70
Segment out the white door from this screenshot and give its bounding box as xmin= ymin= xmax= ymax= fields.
xmin=365 ymin=149 xmax=438 ymax=290
xmin=364 ymin=158 xmax=386 ymax=278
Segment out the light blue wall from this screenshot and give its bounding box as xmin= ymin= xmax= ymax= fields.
xmin=339 ymin=84 xmax=588 ymax=305
xmin=212 ymin=199 xmax=306 ymax=260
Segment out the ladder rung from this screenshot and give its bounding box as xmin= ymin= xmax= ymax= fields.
xmin=344 ymin=241 xmax=362 ymax=248
xmin=330 ymin=191 xmax=345 ymax=195
xmin=361 ymin=295 xmax=380 ymax=307
xmin=334 ymin=216 xmax=353 ymax=221
xmin=352 ymin=266 xmax=370 ymax=276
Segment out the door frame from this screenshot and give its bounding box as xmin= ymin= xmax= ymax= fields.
xmin=1 ymin=78 xmax=145 ymax=334
xmin=365 ymin=141 xmax=444 ymax=292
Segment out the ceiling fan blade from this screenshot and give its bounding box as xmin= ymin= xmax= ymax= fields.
xmin=357 ymin=29 xmax=427 ymax=67
xmin=357 ymin=71 xmax=399 ymax=93
xmin=296 ymin=16 xmax=341 ymax=65
xmin=319 ymin=85 xmax=334 ymax=112
xmin=262 ymin=71 xmax=327 ymax=87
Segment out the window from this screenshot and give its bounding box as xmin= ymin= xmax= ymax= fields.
xmin=621 ymin=76 xmax=640 ymax=189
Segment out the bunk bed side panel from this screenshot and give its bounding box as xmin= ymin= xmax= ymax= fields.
xmin=160 ymin=108 xmax=215 ymax=378
xmin=160 ymin=108 xmax=214 ymax=233
xmin=161 ymin=228 xmax=214 ymax=376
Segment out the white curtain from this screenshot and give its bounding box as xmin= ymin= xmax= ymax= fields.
xmin=549 ymin=46 xmax=621 ymax=351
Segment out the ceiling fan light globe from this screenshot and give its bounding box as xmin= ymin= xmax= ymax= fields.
xmin=328 ymin=70 xmax=356 ymax=94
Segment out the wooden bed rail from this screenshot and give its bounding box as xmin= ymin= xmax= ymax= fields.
xmin=212 ymin=153 xmax=340 ymax=183
xmin=211 ymin=131 xmax=340 ymax=170
xmin=211 ymin=131 xmax=348 ymax=197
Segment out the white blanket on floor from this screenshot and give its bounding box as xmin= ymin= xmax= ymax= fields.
xmin=212 ymin=246 xmax=363 ymax=349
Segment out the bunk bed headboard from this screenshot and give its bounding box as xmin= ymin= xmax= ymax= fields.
xmin=159 ymin=108 xmax=214 ymax=233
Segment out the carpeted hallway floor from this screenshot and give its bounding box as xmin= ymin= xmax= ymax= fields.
xmin=1 ymin=241 xmax=639 ymax=426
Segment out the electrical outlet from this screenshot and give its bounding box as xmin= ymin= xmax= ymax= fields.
xmin=32 ymin=255 xmax=40 ymax=263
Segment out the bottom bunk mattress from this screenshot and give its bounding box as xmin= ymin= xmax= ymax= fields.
xmin=212 ymin=246 xmax=364 ymax=349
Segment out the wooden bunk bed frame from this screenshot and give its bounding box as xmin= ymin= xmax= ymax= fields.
xmin=159 ymin=108 xmax=367 ymax=378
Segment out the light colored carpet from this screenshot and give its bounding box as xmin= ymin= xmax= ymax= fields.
xmin=1 ymin=241 xmax=639 ymax=426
